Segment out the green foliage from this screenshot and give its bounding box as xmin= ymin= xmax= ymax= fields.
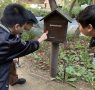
xmin=0 ymin=1 xmax=49 ymax=17
xmin=29 ymin=34 xmax=95 ymax=88
xmin=32 ymin=52 xmax=42 ymax=61
xmin=77 ymin=0 xmax=92 ymax=5
xmin=0 ymin=0 xmax=13 ymax=17
xmin=21 ymin=30 xmax=36 ymax=41
xmin=29 ymin=8 xmax=49 ymax=17
xmin=57 ymin=36 xmax=95 ymax=88
xmin=62 ymin=6 xmax=81 ymax=17
xmin=22 ymin=3 xmax=50 ymax=17
xmin=21 ymin=26 xmax=43 ymax=41
xmin=57 ymin=65 xmax=64 ymax=80
xmin=62 ymin=0 xmax=92 ymax=17
xmin=83 ymin=71 xmax=95 ymax=86
xmin=70 ymin=6 xmax=81 ymax=17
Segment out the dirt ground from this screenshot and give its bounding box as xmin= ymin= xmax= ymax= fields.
xmin=9 ymin=57 xmax=94 ymax=90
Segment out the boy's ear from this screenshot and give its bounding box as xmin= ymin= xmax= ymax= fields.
xmin=87 ymin=24 xmax=93 ymax=32
xmin=14 ymin=24 xmax=20 ymax=30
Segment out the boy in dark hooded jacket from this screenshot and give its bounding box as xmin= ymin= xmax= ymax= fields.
xmin=0 ymin=3 xmax=47 ymax=90
xmin=9 ymin=10 xmax=39 ymax=86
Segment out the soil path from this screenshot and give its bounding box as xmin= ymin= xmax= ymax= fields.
xmin=9 ymin=57 xmax=94 ymax=90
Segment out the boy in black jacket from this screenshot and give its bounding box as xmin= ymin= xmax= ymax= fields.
xmin=9 ymin=10 xmax=39 ymax=86
xmin=0 ymin=3 xmax=48 ymax=90
xmin=76 ymin=5 xmax=95 ymax=37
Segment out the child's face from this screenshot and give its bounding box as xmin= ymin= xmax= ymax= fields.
xmin=11 ymin=23 xmax=33 ymax=35
xmin=79 ymin=23 xmax=95 ymax=37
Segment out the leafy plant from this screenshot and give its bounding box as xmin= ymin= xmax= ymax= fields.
xmin=32 ymin=52 xmax=42 ymax=61
xmin=57 ymin=35 xmax=95 ymax=88
xmin=0 ymin=0 xmax=13 ymax=17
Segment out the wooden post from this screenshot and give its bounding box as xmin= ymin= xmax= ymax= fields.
xmin=51 ymin=42 xmax=59 ymax=77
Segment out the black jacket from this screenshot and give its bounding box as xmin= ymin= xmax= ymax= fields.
xmin=0 ymin=26 xmax=39 ymax=65
xmin=89 ymin=37 xmax=95 ymax=47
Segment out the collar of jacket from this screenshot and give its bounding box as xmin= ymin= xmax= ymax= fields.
xmin=0 ymin=24 xmax=10 ymax=33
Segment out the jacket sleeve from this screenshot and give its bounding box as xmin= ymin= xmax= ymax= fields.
xmin=8 ymin=38 xmax=40 ymax=60
xmin=0 ymin=37 xmax=39 ymax=64
xmin=89 ymin=37 xmax=95 ymax=47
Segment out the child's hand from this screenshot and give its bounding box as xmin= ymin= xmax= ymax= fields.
xmin=38 ymin=31 xmax=48 ymax=43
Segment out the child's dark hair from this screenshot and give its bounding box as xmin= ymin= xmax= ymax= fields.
xmin=26 ymin=10 xmax=38 ymax=24
xmin=76 ymin=5 xmax=95 ymax=29
xmin=1 ymin=3 xmax=27 ymax=27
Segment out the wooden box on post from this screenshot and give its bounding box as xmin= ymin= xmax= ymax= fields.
xmin=40 ymin=8 xmax=72 ymax=43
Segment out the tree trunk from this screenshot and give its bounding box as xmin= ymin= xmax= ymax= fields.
xmin=48 ymin=0 xmax=57 ymax=11
xmin=92 ymin=0 xmax=95 ymax=4
xmin=69 ymin=0 xmax=76 ymax=16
